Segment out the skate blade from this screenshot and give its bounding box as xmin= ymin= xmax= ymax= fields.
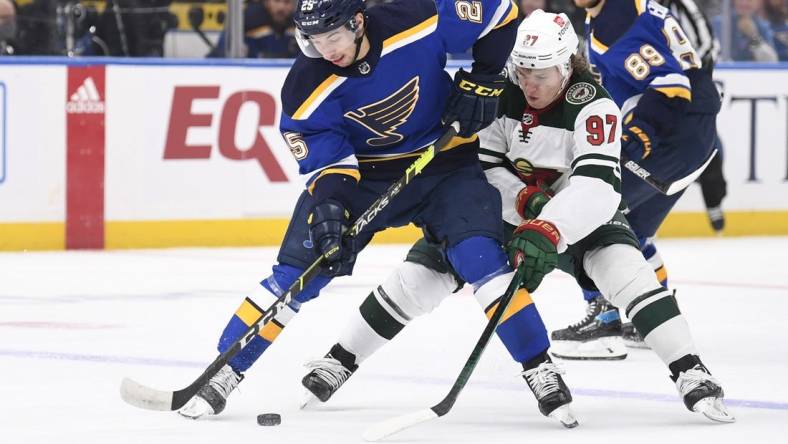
xmin=622 ymin=339 xmax=651 ymax=350
xmin=548 ymin=404 xmax=579 ymax=429
xmin=550 ymin=337 xmax=627 ymax=361
xmin=300 ymin=391 xmax=319 ymax=410
xmin=693 ymin=397 xmax=736 ymax=423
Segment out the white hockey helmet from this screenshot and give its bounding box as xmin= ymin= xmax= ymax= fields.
xmin=509 ymin=10 xmax=579 ymax=78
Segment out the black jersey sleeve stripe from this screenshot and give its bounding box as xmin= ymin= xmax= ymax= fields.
xmin=570 ymin=153 xmax=620 ymax=170
xmin=480 ymin=161 xmax=505 ymax=170
xmin=479 ymin=148 xmax=507 ymax=159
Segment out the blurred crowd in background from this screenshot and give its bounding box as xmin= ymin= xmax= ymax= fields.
xmin=0 ymin=0 xmax=785 ymax=61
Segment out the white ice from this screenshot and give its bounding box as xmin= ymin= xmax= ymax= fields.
xmin=1 ymin=237 xmax=786 ymax=443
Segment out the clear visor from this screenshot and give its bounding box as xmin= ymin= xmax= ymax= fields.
xmin=297 ymin=26 xmax=358 ymax=59
xmin=514 ymin=65 xmax=563 ymax=87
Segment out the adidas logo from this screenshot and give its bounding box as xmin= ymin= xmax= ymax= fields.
xmin=66 ymin=77 xmax=105 ymax=114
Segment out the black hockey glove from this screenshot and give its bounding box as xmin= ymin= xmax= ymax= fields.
xmin=621 ymin=113 xmax=660 ymax=161
xmin=442 ymin=69 xmax=505 ymax=138
xmin=308 ymin=199 xmax=357 ymax=277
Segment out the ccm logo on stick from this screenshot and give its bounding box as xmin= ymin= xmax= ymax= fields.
xmin=164 ymin=86 xmax=288 ymax=182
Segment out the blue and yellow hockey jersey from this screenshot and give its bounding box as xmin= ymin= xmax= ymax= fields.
xmin=279 ymin=0 xmax=518 ymax=198
xmin=585 ymin=0 xmax=719 ymax=115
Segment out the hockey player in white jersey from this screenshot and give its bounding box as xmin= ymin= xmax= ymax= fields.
xmin=301 ymin=10 xmax=735 ymax=424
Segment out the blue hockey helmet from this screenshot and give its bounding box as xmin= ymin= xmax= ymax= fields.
xmin=294 ymin=0 xmax=365 ymax=58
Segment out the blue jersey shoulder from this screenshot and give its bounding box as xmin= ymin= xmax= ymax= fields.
xmin=281 ymin=55 xmax=336 ymax=118
xmin=588 ymin=0 xmax=641 ymax=48
xmin=373 ymin=0 xmax=437 ymax=41
xmin=437 ymin=0 xmax=519 ymax=54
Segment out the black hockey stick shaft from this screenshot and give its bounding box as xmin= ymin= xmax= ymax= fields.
xmin=121 ymin=125 xmax=458 ymax=412
xmin=621 ymin=149 xmax=717 ymax=196
xmin=620 ymin=154 xmax=670 ymax=194
xmin=430 ymin=265 xmax=526 ymax=416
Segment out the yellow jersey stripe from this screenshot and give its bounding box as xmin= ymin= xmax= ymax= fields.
xmin=307 ymin=168 xmax=362 ymax=194
xmin=235 ymin=298 xmax=263 ymax=327
xmin=590 ymin=34 xmax=609 ymax=54
xmin=292 ymin=74 xmax=342 ymax=120
xmin=635 ymin=0 xmax=646 ymax=14
xmin=484 ymin=289 xmax=534 ymax=324
xmin=357 ymin=134 xmax=477 ymax=163
xmin=383 ymin=15 xmax=438 ymax=52
xmin=654 ymin=86 xmax=692 ymax=100
xmin=493 ymin=1 xmax=519 ymax=29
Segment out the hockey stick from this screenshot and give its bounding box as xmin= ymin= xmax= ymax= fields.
xmin=120 ymin=124 xmax=459 ymax=412
xmin=362 ymin=265 xmax=527 ymax=442
xmin=621 ymin=149 xmax=717 ymax=196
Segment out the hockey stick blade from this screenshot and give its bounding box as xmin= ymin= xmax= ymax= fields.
xmin=119 ymin=125 xmax=459 ymax=413
xmin=362 ymin=266 xmax=527 ymax=441
xmin=120 ymin=377 xmax=175 ymax=411
xmin=362 ymin=408 xmax=438 ymax=442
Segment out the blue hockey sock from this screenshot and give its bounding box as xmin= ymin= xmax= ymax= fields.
xmin=473 ymin=269 xmax=550 ymax=364
xmin=491 ymin=289 xmax=550 ymax=363
xmin=218 ymin=263 xmax=332 ymax=373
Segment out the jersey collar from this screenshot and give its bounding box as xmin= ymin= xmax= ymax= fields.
xmin=327 ymin=13 xmax=383 ymax=78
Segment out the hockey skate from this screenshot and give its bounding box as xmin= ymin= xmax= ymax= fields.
xmin=621 ymin=322 xmax=650 ymax=349
xmin=550 ymin=295 xmax=627 ymax=360
xmin=672 ymin=359 xmax=735 ymax=423
xmin=178 ymin=364 xmax=243 ymax=419
xmin=706 ymin=206 xmax=725 ymax=234
xmin=521 ymin=356 xmax=578 ymax=428
xmin=301 ymin=344 xmax=358 ymax=408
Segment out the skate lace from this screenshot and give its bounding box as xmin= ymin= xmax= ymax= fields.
xmin=567 ymin=301 xmax=599 ymax=330
xmin=521 ymin=362 xmax=566 ymax=399
xmin=707 ymin=206 xmax=724 ymax=220
xmin=208 ymin=365 xmax=242 ymax=399
xmin=676 ymin=366 xmax=721 ymax=396
xmin=305 ymin=357 xmax=352 ymax=390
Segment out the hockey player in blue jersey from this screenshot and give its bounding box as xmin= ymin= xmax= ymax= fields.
xmin=177 ymin=0 xmax=574 ymax=423
xmin=549 ymin=0 xmax=724 ymax=359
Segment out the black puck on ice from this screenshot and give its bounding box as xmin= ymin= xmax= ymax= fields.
xmin=257 ymin=413 xmax=281 ymax=426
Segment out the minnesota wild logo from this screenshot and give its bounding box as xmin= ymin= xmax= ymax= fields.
xmin=566 ymin=82 xmax=596 ymax=105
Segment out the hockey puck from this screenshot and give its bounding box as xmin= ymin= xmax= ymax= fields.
xmin=257 ymin=413 xmax=281 ymax=426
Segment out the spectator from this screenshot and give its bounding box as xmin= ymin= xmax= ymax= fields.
xmin=712 ymin=0 xmax=778 ymax=61
xmin=661 ymin=0 xmax=720 ymax=68
xmin=764 ymin=0 xmax=788 ymax=60
xmin=12 ymin=0 xmax=58 ymax=55
xmin=0 ymin=0 xmax=15 ymax=55
xmin=210 ymin=0 xmax=298 ymax=58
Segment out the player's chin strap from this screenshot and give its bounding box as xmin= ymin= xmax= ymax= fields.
xmin=558 ymin=63 xmax=573 ymax=91
xmin=349 ymin=23 xmax=365 ymax=65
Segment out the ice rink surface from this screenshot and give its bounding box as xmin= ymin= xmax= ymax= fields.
xmin=2 ymin=236 xmax=786 ymax=443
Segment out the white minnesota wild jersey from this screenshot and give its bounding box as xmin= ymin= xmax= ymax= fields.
xmin=478 ymin=70 xmax=624 ymax=250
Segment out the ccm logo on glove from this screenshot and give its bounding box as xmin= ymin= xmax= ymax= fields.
xmin=458 ymin=79 xmax=504 ymax=97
